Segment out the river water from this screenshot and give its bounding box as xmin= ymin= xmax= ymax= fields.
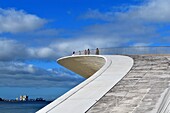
xmin=0 ymin=101 xmax=51 ymax=113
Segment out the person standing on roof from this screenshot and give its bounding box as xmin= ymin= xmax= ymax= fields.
xmin=84 ymin=49 xmax=87 ymax=55
xmin=72 ymin=51 xmax=75 ymax=56
xmin=96 ymin=48 xmax=99 ymax=55
xmin=87 ymin=49 xmax=90 ymax=55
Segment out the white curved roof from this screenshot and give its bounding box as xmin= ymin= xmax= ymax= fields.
xmin=36 ymin=55 xmax=134 ymax=113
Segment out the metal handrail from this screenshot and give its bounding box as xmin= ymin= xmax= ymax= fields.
xmin=75 ymin=46 xmax=170 ymax=55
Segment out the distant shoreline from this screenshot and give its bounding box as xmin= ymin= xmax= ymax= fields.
xmin=0 ymin=101 xmax=52 ymax=103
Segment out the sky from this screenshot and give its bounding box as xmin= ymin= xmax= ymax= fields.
xmin=0 ymin=0 xmax=170 ymax=100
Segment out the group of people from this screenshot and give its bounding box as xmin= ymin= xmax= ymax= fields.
xmin=72 ymin=48 xmax=99 ymax=55
xmin=84 ymin=49 xmax=90 ymax=55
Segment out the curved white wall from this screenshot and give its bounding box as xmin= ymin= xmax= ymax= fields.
xmin=57 ymin=55 xmax=106 ymax=78
xmin=36 ymin=55 xmax=134 ymax=113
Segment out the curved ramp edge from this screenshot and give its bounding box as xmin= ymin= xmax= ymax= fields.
xmin=36 ymin=55 xmax=134 ymax=113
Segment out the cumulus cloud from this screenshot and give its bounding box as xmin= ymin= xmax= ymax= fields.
xmin=78 ymin=0 xmax=170 ymax=48
xmin=0 ymin=39 xmax=58 ymax=61
xmin=28 ymin=47 xmax=57 ymax=60
xmin=113 ymin=0 xmax=170 ymax=24
xmin=133 ymin=0 xmax=170 ymax=22
xmin=83 ymin=0 xmax=170 ymax=23
xmin=0 ymin=39 xmax=28 ymax=61
xmin=0 ymin=8 xmax=46 ymax=33
xmin=0 ymin=61 xmax=84 ymax=87
xmin=0 ymin=39 xmax=84 ymax=87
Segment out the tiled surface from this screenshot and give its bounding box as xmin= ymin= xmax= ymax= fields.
xmin=87 ymin=55 xmax=170 ymax=113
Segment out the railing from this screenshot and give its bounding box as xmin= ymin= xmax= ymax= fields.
xmin=75 ymin=46 xmax=170 ymax=55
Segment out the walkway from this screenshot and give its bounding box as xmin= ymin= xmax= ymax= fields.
xmin=87 ymin=55 xmax=170 ymax=113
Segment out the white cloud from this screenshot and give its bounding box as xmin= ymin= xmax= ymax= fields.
xmin=0 ymin=39 xmax=52 ymax=61
xmin=78 ymin=0 xmax=170 ymax=48
xmin=113 ymin=0 xmax=170 ymax=24
xmin=135 ymin=0 xmax=170 ymax=22
xmin=0 ymin=61 xmax=84 ymax=87
xmin=0 ymin=38 xmax=84 ymax=87
xmin=0 ymin=39 xmax=59 ymax=61
xmin=83 ymin=0 xmax=170 ymax=23
xmin=28 ymin=47 xmax=57 ymax=59
xmin=0 ymin=39 xmax=28 ymax=61
xmin=0 ymin=8 xmax=46 ymax=33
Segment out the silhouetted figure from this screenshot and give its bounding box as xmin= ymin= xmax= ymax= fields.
xmin=72 ymin=51 xmax=75 ymax=56
xmin=87 ymin=49 xmax=90 ymax=55
xmin=96 ymin=48 xmax=99 ymax=55
xmin=84 ymin=50 xmax=87 ymax=55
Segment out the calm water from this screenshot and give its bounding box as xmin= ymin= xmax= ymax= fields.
xmin=0 ymin=101 xmax=51 ymax=113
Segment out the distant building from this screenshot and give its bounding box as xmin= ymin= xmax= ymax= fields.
xmin=16 ymin=98 xmax=19 ymax=101
xmin=20 ymin=95 xmax=28 ymax=101
xmin=36 ymin=98 xmax=45 ymax=101
xmin=20 ymin=95 xmax=23 ymax=101
xmin=0 ymin=98 xmax=3 ymax=101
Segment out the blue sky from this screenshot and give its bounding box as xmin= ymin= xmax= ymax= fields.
xmin=0 ymin=0 xmax=170 ymax=100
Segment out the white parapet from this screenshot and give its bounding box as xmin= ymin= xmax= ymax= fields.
xmin=36 ymin=55 xmax=134 ymax=113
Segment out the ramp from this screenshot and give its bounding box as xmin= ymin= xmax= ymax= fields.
xmin=36 ymin=55 xmax=133 ymax=113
